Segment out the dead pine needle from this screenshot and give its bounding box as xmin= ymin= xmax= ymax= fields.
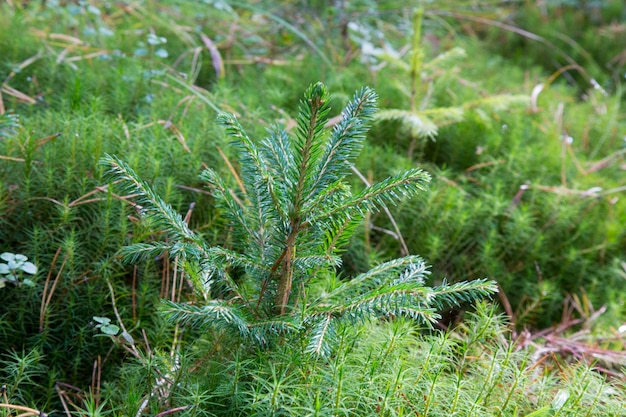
xmin=39 ymin=247 xmax=68 ymax=332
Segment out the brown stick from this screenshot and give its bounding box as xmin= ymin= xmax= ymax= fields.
xmin=0 ymin=403 xmax=47 ymax=417
xmin=55 ymin=384 xmax=72 ymax=417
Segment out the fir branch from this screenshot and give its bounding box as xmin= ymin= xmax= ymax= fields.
xmin=323 ymin=256 xmax=425 ymax=300
xmin=246 ymin=318 xmax=301 ymax=345
xmin=392 ymin=261 xmax=430 ymax=285
xmin=291 ymin=82 xmax=332 ymax=217
xmin=421 ymin=107 xmax=465 ymax=128
xmin=162 ymin=300 xmax=300 ymax=346
xmin=199 ymin=168 xmax=254 ymax=239
xmin=430 ymin=279 xmax=498 ymax=310
xmin=343 ymin=284 xmax=435 ymax=315
xmin=308 ymin=168 xmax=431 ymax=225
xmin=208 ymin=246 xmax=271 ymax=274
xmin=118 ymin=242 xmax=176 ymax=264
xmin=102 ymin=83 xmax=497 ymax=359
xmin=197 ymin=258 xmax=242 ymax=301
xmin=316 ymin=283 xmax=440 ymax=326
xmin=274 ymin=83 xmax=333 ymax=314
xmin=100 ymin=154 xmax=203 ymax=247
xmin=305 ymin=312 xmax=335 ymax=357
xmin=217 ymin=112 xmax=282 ymax=238
xmin=259 ymin=125 xmax=296 ymax=218
xmin=293 ymin=254 xmax=342 ymax=269
xmin=162 ymin=300 xmax=251 ymax=338
xmin=320 ymin=214 xmax=362 ymax=256
xmin=306 ymin=86 xmax=378 ymax=198
xmin=300 ymin=180 xmax=351 ymax=221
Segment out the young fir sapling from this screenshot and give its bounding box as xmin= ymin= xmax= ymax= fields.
xmin=101 ymin=82 xmax=496 ymax=357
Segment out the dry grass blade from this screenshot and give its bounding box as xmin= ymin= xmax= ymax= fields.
xmin=2 ymin=51 xmax=43 ymax=84
xmin=63 ymin=51 xmax=112 ymax=63
xmin=0 ymin=403 xmax=48 ymax=417
xmin=223 ymin=57 xmax=292 ymax=65
xmin=1 ymin=85 xmax=37 ymax=104
xmin=67 ymin=184 xmax=115 ymax=208
xmin=47 ymin=33 xmax=86 ymax=45
xmin=161 ymin=251 xmax=171 ymax=300
xmin=55 ymin=383 xmax=72 ymax=417
xmin=164 ymin=73 xmax=222 ymax=113
xmin=227 ymin=1 xmax=332 ymax=66
xmin=517 ymin=293 xmax=626 ymax=376
xmin=537 ymin=334 xmax=626 ymax=374
xmin=154 ymin=406 xmax=193 ymax=417
xmin=34 ymin=132 xmax=61 ymax=150
xmin=30 ymin=28 xmax=84 ymax=46
xmin=157 ymin=120 xmax=191 ymax=153
xmin=217 ymin=145 xmax=246 ymax=196
xmin=586 ymin=147 xmax=626 ymax=174
xmin=465 ymin=160 xmax=506 ymax=173
xmin=0 ymin=155 xmax=25 ymax=162
xmin=131 ymin=266 xmax=138 ymax=324
xmin=497 ymin=284 xmax=515 ymax=329
xmin=39 ymin=248 xmax=67 ymax=332
xmin=169 ymin=203 xmax=196 ymax=303
xmin=90 ymin=356 xmax=102 ymax=409
xmin=175 ymin=184 xmax=212 ymax=195
xmin=199 ymin=33 xmax=225 ymax=78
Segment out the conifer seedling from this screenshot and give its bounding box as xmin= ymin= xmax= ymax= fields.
xmin=101 ymin=82 xmax=496 ymax=357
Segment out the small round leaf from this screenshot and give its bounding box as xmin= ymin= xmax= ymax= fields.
xmin=121 ymin=331 xmax=135 ymax=345
xmin=93 ymin=316 xmax=111 ymax=325
xmin=0 ymin=253 xmax=14 ymax=262
xmin=21 ymin=262 xmax=37 ymax=275
xmin=14 ymin=254 xmax=27 ymax=262
xmin=101 ymin=324 xmax=120 ymax=335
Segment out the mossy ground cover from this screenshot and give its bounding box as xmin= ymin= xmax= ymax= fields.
xmin=1 ymin=1 xmax=625 ymax=415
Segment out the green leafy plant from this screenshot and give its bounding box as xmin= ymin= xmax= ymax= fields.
xmin=92 ymin=316 xmax=120 ymax=336
xmin=367 ymin=8 xmax=527 ymax=158
xmin=0 ymin=252 xmax=37 ymax=288
xmin=101 ymin=82 xmax=496 ymax=357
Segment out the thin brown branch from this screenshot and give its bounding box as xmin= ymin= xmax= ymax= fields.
xmin=55 ymin=384 xmax=72 ymax=417
xmin=217 ymin=146 xmax=247 ymax=196
xmin=0 ymin=404 xmax=47 ymax=417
